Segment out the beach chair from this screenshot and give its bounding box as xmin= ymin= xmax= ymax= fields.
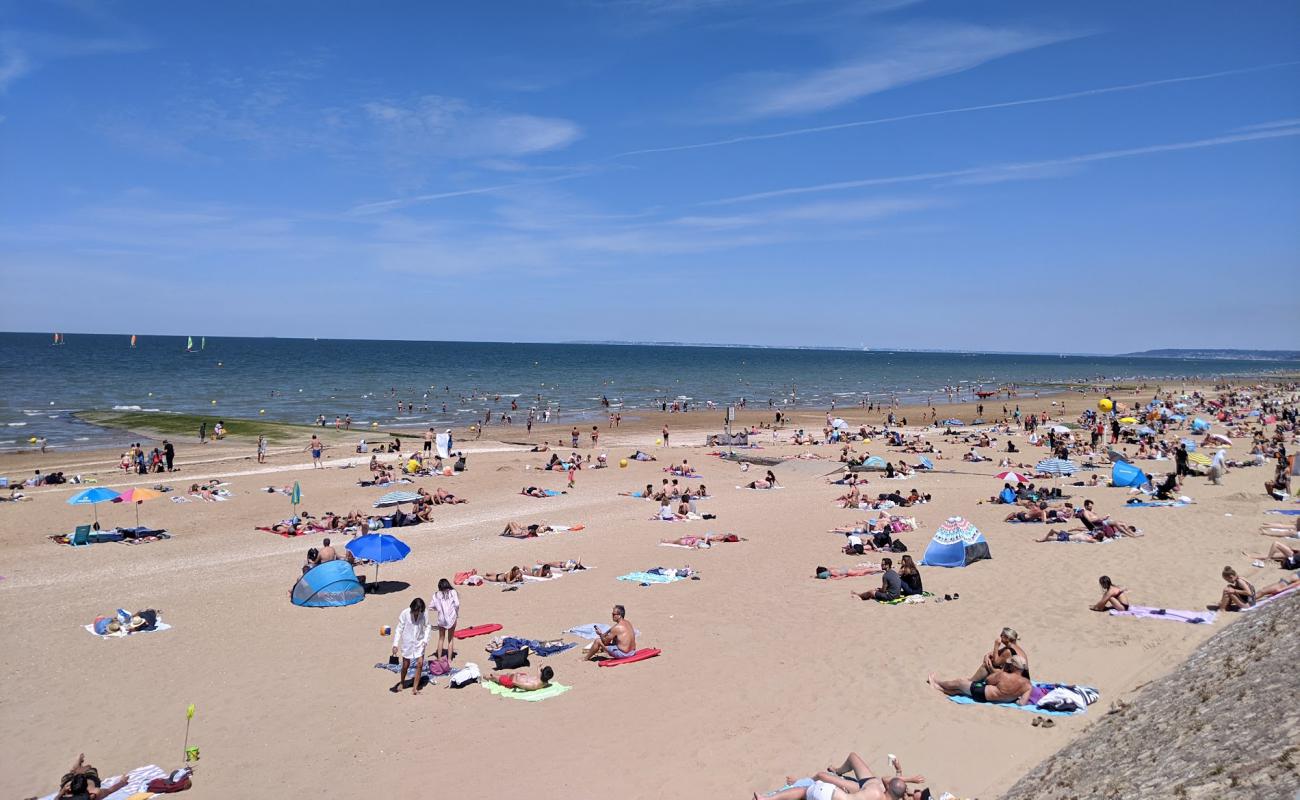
xmin=69 ymin=524 xmax=92 ymax=547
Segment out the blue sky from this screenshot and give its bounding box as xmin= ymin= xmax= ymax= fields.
xmin=1 ymin=0 xmax=1297 ymax=352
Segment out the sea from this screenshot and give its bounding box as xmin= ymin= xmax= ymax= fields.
xmin=2 ymin=332 xmax=1295 ymax=453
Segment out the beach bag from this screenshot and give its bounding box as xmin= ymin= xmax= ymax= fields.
xmin=491 ymin=648 xmax=530 ymax=670
xmin=147 ymin=767 xmax=192 ymax=793
xmin=449 ymin=663 xmax=480 ymax=688
xmin=429 ymin=656 xmax=452 ymax=676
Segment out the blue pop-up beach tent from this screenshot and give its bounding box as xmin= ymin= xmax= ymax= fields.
xmin=291 ymin=560 xmax=364 ymax=607
xmin=920 ymin=517 xmax=991 ymax=568
xmin=1111 ymin=460 xmax=1149 ymax=489
xmin=1190 ymin=418 xmax=1211 ymax=433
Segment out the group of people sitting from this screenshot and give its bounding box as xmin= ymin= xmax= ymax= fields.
xmin=621 ymin=479 xmax=710 ymax=502
xmin=1033 ymin=499 xmax=1141 ymax=543
xmin=849 ymin=556 xmax=923 ymax=602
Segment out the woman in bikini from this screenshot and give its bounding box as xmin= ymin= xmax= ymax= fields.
xmin=1216 ymin=566 xmax=1256 ymax=611
xmin=480 ymin=566 xmax=525 ymax=584
xmin=1090 ymin=575 xmax=1130 ymax=611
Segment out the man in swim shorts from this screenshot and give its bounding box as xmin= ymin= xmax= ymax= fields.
xmin=928 ymin=656 xmax=1032 ymax=704
xmin=489 ymin=665 xmax=554 ymax=692
xmin=582 ymin=604 xmax=636 ymax=661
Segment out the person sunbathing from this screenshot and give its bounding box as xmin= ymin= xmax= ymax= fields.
xmin=501 ymin=521 xmax=552 ymax=538
xmin=661 ymin=533 xmax=743 ymax=548
xmin=1036 ymin=528 xmax=1103 ymax=543
xmin=1258 ymin=518 xmax=1300 ymax=537
xmin=530 ymin=441 xmax=550 ymax=452
xmin=1216 ymin=566 xmax=1255 ymax=611
xmin=1090 ymin=575 xmax=1130 ymax=611
xmin=271 ymin=518 xmax=309 ymax=536
xmin=930 ymin=656 xmax=1032 ymax=705
xmin=1256 ymin=571 xmax=1300 ymax=599
xmin=1248 ymin=540 xmax=1300 ymax=570
xmin=818 ymin=752 xmax=927 ymax=800
xmin=413 ymin=500 xmax=434 ymax=523
xmin=480 ymin=566 xmax=525 ymax=583
xmin=1077 ymin=500 xmax=1141 ymax=538
xmin=488 ymin=665 xmax=555 ymax=692
xmin=432 ymin=487 xmax=465 ymax=504
xmin=521 ymin=486 xmax=559 ymax=498
xmin=54 ymin=753 xmax=129 ymax=800
xmin=630 ymin=450 xmax=656 ymax=461
xmin=1005 ymin=503 xmax=1047 ymax=523
xmin=620 ymin=484 xmax=655 ymax=498
xmin=582 ymin=604 xmax=636 ymax=661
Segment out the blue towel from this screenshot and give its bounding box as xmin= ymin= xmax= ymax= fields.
xmin=1126 ymin=501 xmax=1189 ymax=508
xmin=946 ymin=682 xmax=1091 ymax=716
xmin=617 ymin=571 xmax=684 ymax=584
xmin=542 ymin=489 xmax=563 ymax=497
xmin=491 ymin=637 xmax=576 ymax=658
xmin=1266 ymin=509 xmax=1300 ymax=515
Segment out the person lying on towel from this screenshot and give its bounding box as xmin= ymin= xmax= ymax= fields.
xmin=489 ymin=665 xmax=555 ymax=692
xmin=581 ymin=604 xmax=636 ymax=661
xmin=501 ymin=521 xmax=553 ymax=538
xmin=54 ymin=753 xmax=129 ymax=800
xmin=928 ymin=656 xmax=1032 ymax=704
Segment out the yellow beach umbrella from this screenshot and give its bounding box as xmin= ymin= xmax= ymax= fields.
xmin=1186 ymin=452 xmax=1212 ymax=467
xmin=1118 ymin=417 xmax=1138 ymax=424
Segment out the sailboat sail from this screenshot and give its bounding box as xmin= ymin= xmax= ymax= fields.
xmin=130 ymin=335 xmax=137 ymax=348
xmin=186 ymin=336 xmax=193 ymax=351
xmin=200 ymin=337 xmax=205 ymax=350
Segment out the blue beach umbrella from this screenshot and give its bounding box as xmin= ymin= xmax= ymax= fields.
xmin=67 ymin=487 xmax=120 ymax=526
xmin=374 ymin=490 xmax=422 ymax=508
xmin=290 ymin=480 xmax=301 ymax=511
xmin=346 ymin=533 xmax=411 ymax=587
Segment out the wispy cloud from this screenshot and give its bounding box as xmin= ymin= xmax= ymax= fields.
xmin=616 ymin=61 xmax=1300 ymax=157
xmin=718 ymin=23 xmax=1071 ymax=120
xmin=705 ymin=126 xmax=1300 ymax=205
xmin=362 ymin=96 xmax=582 ymax=159
xmin=0 ymin=17 xmax=148 ymax=92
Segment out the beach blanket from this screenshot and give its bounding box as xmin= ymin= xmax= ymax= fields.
xmin=1125 ymin=501 xmax=1190 ymax=508
xmin=877 ymin=592 xmax=933 ymax=605
xmin=522 ymin=489 xmax=565 ymax=497
xmin=618 ymin=571 xmax=687 ymax=585
xmin=1266 ymin=509 xmax=1300 ymax=516
xmin=946 ymin=682 xmax=1095 ymax=716
xmin=482 ymin=680 xmax=570 ymax=701
xmin=373 ymin=660 xmax=440 ymax=682
xmin=436 ymin=432 xmax=451 ymax=459
xmin=597 ymin=647 xmax=661 ymax=667
xmin=1109 ymin=606 xmax=1215 ymax=623
xmin=455 ymin=623 xmax=503 ymax=639
xmin=84 ymin=622 xmax=173 ymax=639
xmin=37 ymin=764 xmax=167 ymax=800
xmin=565 ymin=623 xmax=642 ymax=640
xmin=491 ymin=637 xmax=576 ymax=658
xmin=1243 ymin=585 xmax=1300 ymax=610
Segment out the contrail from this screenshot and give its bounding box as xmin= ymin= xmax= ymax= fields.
xmin=704 ymin=126 xmax=1300 ymax=206
xmin=613 ymin=61 xmax=1300 ymax=159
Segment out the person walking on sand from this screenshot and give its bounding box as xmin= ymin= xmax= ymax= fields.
xmin=431 ymin=578 xmax=459 ymax=663
xmin=662 ymin=424 xmax=670 ymax=447
xmin=163 ymin=439 xmax=174 ymax=471
xmin=256 ymin=434 xmax=267 ymax=464
xmin=199 ymin=421 xmax=207 ymax=444
xmin=307 ymin=434 xmax=323 ymax=468
xmin=391 ymin=597 xmax=431 ymax=695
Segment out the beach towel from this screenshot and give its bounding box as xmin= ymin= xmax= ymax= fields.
xmin=877 ymin=592 xmax=933 ymax=605
xmin=597 ymin=647 xmax=661 ymax=667
xmin=1266 ymin=509 xmax=1300 ymax=516
xmin=37 ymin=764 xmax=168 ymax=800
xmin=1125 ymin=501 xmax=1190 ymax=508
xmin=373 ymin=660 xmax=440 ymax=682
xmin=482 ymin=680 xmax=571 ymax=701
xmin=454 ymin=623 xmax=503 ymax=640
xmin=84 ymin=622 xmax=173 ymax=639
xmin=491 ymin=637 xmax=576 ymax=658
xmin=566 ymin=623 xmax=642 ymax=640
xmin=617 ymin=571 xmax=686 ymax=585
xmin=1109 ymin=606 xmax=1215 ymax=623
xmin=946 ymin=682 xmax=1094 ymax=716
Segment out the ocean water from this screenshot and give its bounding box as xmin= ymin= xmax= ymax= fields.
xmin=1 ymin=332 xmax=1294 ymax=452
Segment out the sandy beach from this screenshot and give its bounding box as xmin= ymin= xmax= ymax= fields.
xmin=2 ymin=384 xmax=1296 ymax=799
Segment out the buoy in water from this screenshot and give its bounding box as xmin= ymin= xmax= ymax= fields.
xmin=211 ymin=400 xmax=217 ymax=405
xmin=259 ymin=409 xmax=266 ymax=415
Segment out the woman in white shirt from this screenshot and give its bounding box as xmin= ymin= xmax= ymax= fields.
xmin=391 ymin=597 xmax=431 ymax=695
xmin=430 ymin=578 xmax=460 ymax=664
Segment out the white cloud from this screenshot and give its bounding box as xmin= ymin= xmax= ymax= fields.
xmin=723 ymin=24 xmax=1070 ymax=119
xmin=0 ymin=46 xmax=30 ymax=90
xmin=362 ymin=95 xmax=582 ymax=159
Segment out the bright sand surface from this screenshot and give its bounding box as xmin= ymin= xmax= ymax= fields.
xmin=1 ymin=386 xmax=1294 ymax=798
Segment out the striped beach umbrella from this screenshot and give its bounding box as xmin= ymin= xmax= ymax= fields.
xmin=995 ymin=471 xmax=1033 ymax=484
xmin=1035 ymin=458 xmax=1079 ymax=476
xmin=374 ymin=490 xmax=422 ymax=508
xmin=1186 ymin=452 xmax=1212 ymax=467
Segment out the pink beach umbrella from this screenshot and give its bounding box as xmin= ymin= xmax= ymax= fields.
xmin=995 ymin=471 xmax=1032 ymax=484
